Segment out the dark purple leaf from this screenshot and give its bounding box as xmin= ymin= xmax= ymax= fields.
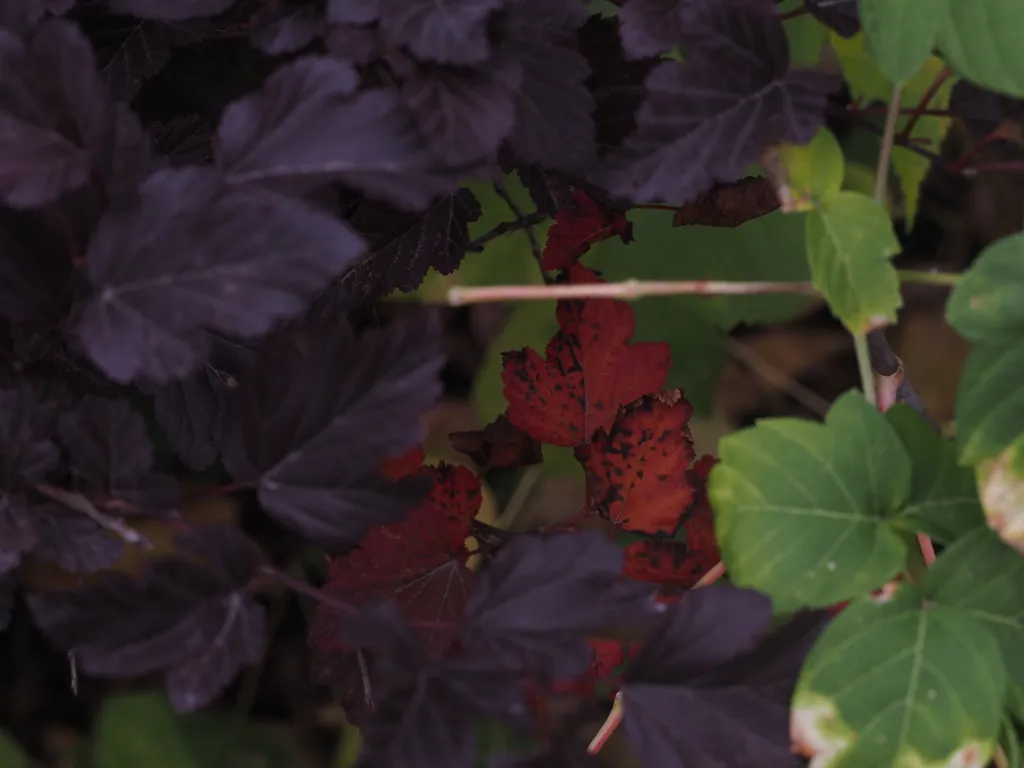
xmin=75 ymin=165 xmax=366 ymax=383
xmin=0 ymin=382 xmax=61 ymax=489
xmin=150 ymin=114 xmax=214 ymax=165
xmin=101 ymin=18 xmax=208 ymax=102
xmin=327 ymin=0 xmax=378 ymax=23
xmin=57 ymin=396 xmax=179 ymax=514
xmin=804 ymin=0 xmax=859 ymax=37
xmin=0 ymin=498 xmax=37 ymax=574
xmin=578 ymin=15 xmax=658 ymax=153
xmin=622 ymin=587 xmax=828 ymax=768
xmin=220 ymin=313 xmax=445 ymax=547
xmin=618 ymin=0 xmax=689 ymax=58
xmin=460 ymin=532 xmax=658 ymax=680
xmin=378 ymin=0 xmax=503 ymax=65
xmin=325 ymin=23 xmax=382 ymax=63
xmin=400 ymin=56 xmax=522 ymax=166
xmin=251 ymin=3 xmax=328 ymax=55
xmin=27 ymin=525 xmax=265 ymax=713
xmin=150 ymin=333 xmax=253 ymax=471
xmin=514 ymin=164 xmax=575 ymax=218
xmin=31 ymin=504 xmax=124 ymax=573
xmin=315 ymin=188 xmax=482 ymax=311
xmin=108 ymin=0 xmax=237 ymax=21
xmin=216 ymin=56 xmax=466 ymax=210
xmin=599 ymin=0 xmax=838 ymax=203
xmin=506 ymin=42 xmax=595 ymax=172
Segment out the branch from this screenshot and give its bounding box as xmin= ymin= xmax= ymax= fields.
xmin=466 ymin=211 xmax=548 ymax=252
xmin=36 ymin=483 xmax=153 ymax=549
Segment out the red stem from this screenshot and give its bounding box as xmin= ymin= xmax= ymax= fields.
xmin=898 ymin=66 xmax=952 ymax=140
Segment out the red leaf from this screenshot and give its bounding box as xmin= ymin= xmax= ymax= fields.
xmin=623 ymin=509 xmax=719 ymax=590
xmin=312 ymin=462 xmax=480 ymax=657
xmin=449 ymin=415 xmax=543 ymax=470
xmin=551 ymin=638 xmax=639 ymax=696
xmin=575 ymin=390 xmax=699 ymax=534
xmin=541 ymin=188 xmax=633 ymax=271
xmin=379 ymin=445 xmax=426 ymax=479
xmin=502 ymin=298 xmax=670 ymax=447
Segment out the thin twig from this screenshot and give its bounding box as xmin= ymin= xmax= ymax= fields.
xmin=726 ymin=338 xmax=831 ymax=417
xmin=448 ymin=279 xmax=819 ymax=305
xmin=874 ymin=84 xmax=903 ymax=204
xmin=493 ymin=181 xmax=549 ymax=282
xmin=466 ymin=211 xmax=548 ymax=252
xmin=694 ymin=561 xmax=727 ymax=588
xmin=898 ymin=67 xmax=951 ymax=141
xmin=36 ymin=483 xmax=153 ymax=549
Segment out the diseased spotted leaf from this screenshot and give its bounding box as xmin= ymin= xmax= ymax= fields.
xmin=541 ymin=189 xmax=632 ymax=270
xmin=576 ymin=391 xmax=700 ymax=535
xmin=27 ymin=525 xmax=266 ymax=713
xmin=251 ymin=3 xmax=327 ymax=55
xmin=378 ymin=0 xmax=503 ymax=65
xmin=75 ymin=165 xmax=365 ymax=383
xmin=108 ymin=0 xmax=236 ymax=21
xmin=460 ymin=532 xmax=658 ymax=680
xmin=508 ymin=42 xmax=596 ymax=172
xmin=312 ymin=463 xmax=480 ymax=658
xmin=0 ymin=20 xmax=124 ymax=208
xmin=622 ymin=587 xmax=827 ymax=768
xmin=400 ymin=56 xmax=522 ymax=166
xmin=216 ymin=56 xmax=464 ymax=209
xmin=101 ymin=18 xmax=207 ymax=102
xmin=502 ymin=294 xmax=670 ymax=447
xmin=221 ymin=314 xmax=444 ymax=548
xmin=600 ymin=0 xmax=839 ymax=203
xmin=578 ymin=15 xmax=658 ymax=152
xmin=57 ymin=396 xmax=178 ymax=514
xmin=317 ymin=189 xmax=481 ymax=311
xmin=672 ymin=176 xmax=780 ymax=226
xmin=449 ymin=415 xmax=543 ymax=470
xmin=150 ymin=333 xmax=253 ymax=471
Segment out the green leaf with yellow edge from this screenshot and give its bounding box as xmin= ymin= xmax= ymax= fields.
xmin=859 ymin=0 xmax=950 ymax=84
xmin=779 ymin=126 xmax=845 ymax=211
xmin=955 ymin=342 xmax=1024 ymax=464
xmin=791 ymin=584 xmax=1006 ymax=767
xmin=947 ymin=232 xmax=1024 ymax=344
xmin=805 ymin=190 xmax=902 ymax=333
xmin=925 ymin=526 xmax=1024 ymax=683
xmin=886 ymin=404 xmax=985 ymax=544
xmin=829 ymin=34 xmax=956 ymax=223
xmin=0 ymin=732 xmax=28 ymax=768
xmin=975 ymin=431 xmax=1024 ymax=557
xmin=938 ymin=0 xmax=1024 ymax=98
xmin=709 ymin=390 xmax=910 ymax=613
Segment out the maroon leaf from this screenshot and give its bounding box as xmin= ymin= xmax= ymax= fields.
xmin=600 ymin=0 xmax=839 ymax=203
xmin=75 ymin=165 xmax=366 ymax=383
xmin=541 ymin=189 xmax=632 ymax=270
xmin=27 ymin=525 xmax=266 ymax=713
xmin=449 ymin=415 xmax=543 ymax=470
xmin=220 ymin=314 xmax=444 ymax=548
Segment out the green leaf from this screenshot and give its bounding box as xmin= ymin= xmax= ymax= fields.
xmin=94 ymin=692 xmax=197 ymax=768
xmin=925 ymin=526 xmax=1024 ymax=684
xmin=709 ymin=390 xmax=910 ymax=612
xmin=0 ymin=732 xmax=28 ymax=768
xmin=955 ymin=342 xmax=1024 ymax=463
xmin=779 ymin=0 xmax=828 ymax=66
xmin=975 ymin=431 xmax=1024 ymax=556
xmin=886 ymin=404 xmax=985 ymax=543
xmin=947 ymin=233 xmax=1024 ymax=344
xmin=779 ymin=127 xmax=845 ymax=211
xmin=938 ymin=0 xmax=1024 ymax=97
xmin=792 ymin=585 xmax=1007 ymax=766
xmin=859 ymin=0 xmax=950 ymax=84
xmin=805 ymin=191 xmax=902 ymax=333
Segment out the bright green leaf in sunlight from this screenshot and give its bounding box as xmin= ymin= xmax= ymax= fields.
xmin=805 ymin=190 xmax=901 ymax=333
xmin=709 ymin=391 xmax=910 ymax=613
xmin=779 ymin=127 xmax=845 ymax=211
xmin=925 ymin=526 xmax=1024 ymax=684
xmin=955 ymin=343 xmax=1024 ymax=464
xmin=938 ymin=0 xmax=1024 ymax=97
xmin=0 ymin=732 xmax=27 ymax=768
xmin=885 ymin=404 xmax=984 ymax=544
xmin=94 ymin=692 xmax=197 ymax=768
xmin=792 ymin=585 xmax=1006 ymax=767
xmin=830 ymin=35 xmax=956 ymax=223
xmin=947 ymin=233 xmax=1024 ymax=344
xmin=859 ymin=0 xmax=950 ymax=84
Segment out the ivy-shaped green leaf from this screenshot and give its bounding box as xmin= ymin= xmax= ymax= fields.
xmin=947 ymin=233 xmax=1024 ymax=344
xmin=955 ymin=343 xmax=1024 ymax=464
xmin=886 ymin=404 xmax=985 ymax=543
xmin=938 ymin=0 xmax=1024 ymax=97
xmin=805 ymin=191 xmax=902 ymax=333
xmin=792 ymin=585 xmax=1007 ymax=766
xmin=925 ymin=526 xmax=1024 ymax=684
xmin=779 ymin=127 xmax=845 ymax=211
xmin=709 ymin=390 xmax=909 ymax=612
xmin=859 ymin=0 xmax=951 ymax=84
